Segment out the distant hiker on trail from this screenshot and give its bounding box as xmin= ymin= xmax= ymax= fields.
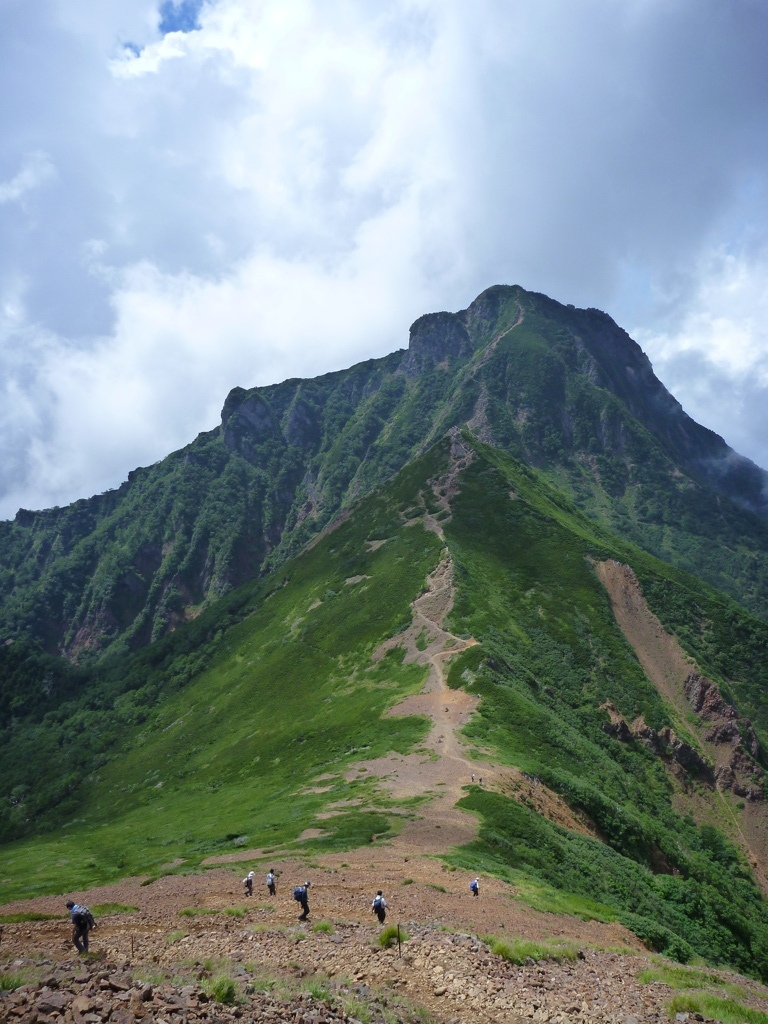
xmin=471 ymin=773 xmax=475 ymax=782
xmin=243 ymin=871 xmax=254 ymax=896
xmin=293 ymin=881 xmax=311 ymax=921
xmin=470 ymin=877 xmax=479 ymax=897
xmin=372 ymin=890 xmax=387 ymax=924
xmin=266 ymin=869 xmax=276 ymax=897
xmin=66 ymin=901 xmax=96 ymax=954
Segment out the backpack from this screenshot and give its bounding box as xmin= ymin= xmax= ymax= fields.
xmin=373 ymin=895 xmax=385 ymax=909
xmin=293 ymin=886 xmax=305 ymax=902
xmin=470 ymin=880 xmax=478 ymax=893
xmin=73 ymin=905 xmax=94 ymax=928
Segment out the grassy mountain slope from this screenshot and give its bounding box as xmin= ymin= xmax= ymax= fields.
xmin=3 ymin=435 xmax=768 ymax=980
xmin=2 ymin=286 xmax=768 ymax=663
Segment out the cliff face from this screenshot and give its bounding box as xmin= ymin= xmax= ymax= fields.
xmin=2 ymin=284 xmax=768 ymax=660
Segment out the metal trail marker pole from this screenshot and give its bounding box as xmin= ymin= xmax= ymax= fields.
xmin=397 ymin=923 xmax=401 ymax=959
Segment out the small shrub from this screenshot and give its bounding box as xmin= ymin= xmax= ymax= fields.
xmin=379 ymin=924 xmax=408 ymax=948
xmin=401 ymin=878 xmax=414 ymax=885
xmin=312 ymin=921 xmax=333 ymax=934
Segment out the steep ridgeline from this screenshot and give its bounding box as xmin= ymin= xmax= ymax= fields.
xmin=2 ymin=284 xmax=768 ymax=660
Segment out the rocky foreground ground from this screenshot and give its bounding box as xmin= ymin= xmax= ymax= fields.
xmin=3 ymin=863 xmax=768 ymax=1024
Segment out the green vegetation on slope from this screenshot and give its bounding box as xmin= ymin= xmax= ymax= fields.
xmin=0 ymin=446 xmax=449 ymax=898
xmin=3 ymin=434 xmax=768 ymax=984
xmin=440 ymin=441 xmax=768 ymax=977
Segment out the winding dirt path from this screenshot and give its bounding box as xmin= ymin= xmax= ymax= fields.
xmin=340 ymin=435 xmax=589 ymax=863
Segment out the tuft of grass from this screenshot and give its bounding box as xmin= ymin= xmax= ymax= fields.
xmin=426 ymin=883 xmax=446 ymax=892
xmin=0 ymin=912 xmax=59 ymax=923
xmin=639 ymin=964 xmax=729 ymax=991
xmin=179 ymin=907 xmax=219 ymax=917
xmin=166 ymin=929 xmax=187 ymax=944
xmin=0 ymin=972 xmax=27 ymax=991
xmin=252 ymin=923 xmax=286 ymax=934
xmin=378 ymin=924 xmax=408 ymax=948
xmin=401 ymin=878 xmax=414 ymax=885
xmin=206 ymin=976 xmax=237 ymax=1005
xmin=305 ymin=977 xmax=331 ymax=1001
xmin=668 ymin=993 xmax=768 ymax=1024
xmin=484 ymin=935 xmax=579 ymax=965
xmin=224 ymin=906 xmax=248 ymax=918
xmin=90 ymin=903 xmax=138 ymax=915
xmin=312 ymin=921 xmax=334 ymax=934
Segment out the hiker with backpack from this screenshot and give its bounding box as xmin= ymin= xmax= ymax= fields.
xmin=293 ymin=881 xmax=311 ymax=921
xmin=266 ymin=869 xmax=276 ymax=897
xmin=66 ymin=901 xmax=96 ymax=954
xmin=470 ymin=877 xmax=479 ymax=897
xmin=371 ymin=890 xmax=387 ymax=924
xmin=243 ymin=871 xmax=254 ymax=896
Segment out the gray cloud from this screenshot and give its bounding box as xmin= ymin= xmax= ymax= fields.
xmin=2 ymin=0 xmax=768 ymax=518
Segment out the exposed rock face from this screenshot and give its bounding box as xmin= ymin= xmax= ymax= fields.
xmin=683 ymin=673 xmax=764 ymax=800
xmin=684 ymin=673 xmax=737 ymax=721
xmin=399 ymin=312 xmax=473 ymax=376
xmin=600 ymin=702 xmax=714 ymax=784
xmin=222 ymin=390 xmax=281 ymax=454
xmin=602 ymin=679 xmax=765 ymax=802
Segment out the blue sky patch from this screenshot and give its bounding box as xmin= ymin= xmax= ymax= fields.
xmin=159 ymin=0 xmax=204 ymax=36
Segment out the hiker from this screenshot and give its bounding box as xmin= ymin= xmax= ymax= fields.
xmin=66 ymin=901 xmax=96 ymax=954
xmin=293 ymin=881 xmax=311 ymax=921
xmin=243 ymin=871 xmax=254 ymax=896
xmin=470 ymin=877 xmax=479 ymax=897
xmin=471 ymin=773 xmax=475 ymax=782
xmin=266 ymin=868 xmax=276 ymax=897
xmin=371 ymin=890 xmax=387 ymax=924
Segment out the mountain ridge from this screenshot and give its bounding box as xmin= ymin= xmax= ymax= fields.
xmin=2 ymin=284 xmax=768 ymax=662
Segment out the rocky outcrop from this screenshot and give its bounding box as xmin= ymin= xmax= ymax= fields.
xmin=600 ymin=702 xmax=714 ymax=785
xmin=399 ymin=312 xmax=473 ymax=376
xmin=683 ymin=673 xmax=764 ymax=800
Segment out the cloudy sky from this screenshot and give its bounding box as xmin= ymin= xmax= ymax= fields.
xmin=2 ymin=0 xmax=768 ymax=519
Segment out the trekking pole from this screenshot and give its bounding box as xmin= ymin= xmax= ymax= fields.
xmin=397 ymin=923 xmax=401 ymax=959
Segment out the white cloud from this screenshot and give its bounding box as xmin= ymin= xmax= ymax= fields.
xmin=0 ymin=151 xmax=55 ymax=205
xmin=635 ymin=248 xmax=768 ymax=465
xmin=2 ymin=0 xmax=768 ymax=517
